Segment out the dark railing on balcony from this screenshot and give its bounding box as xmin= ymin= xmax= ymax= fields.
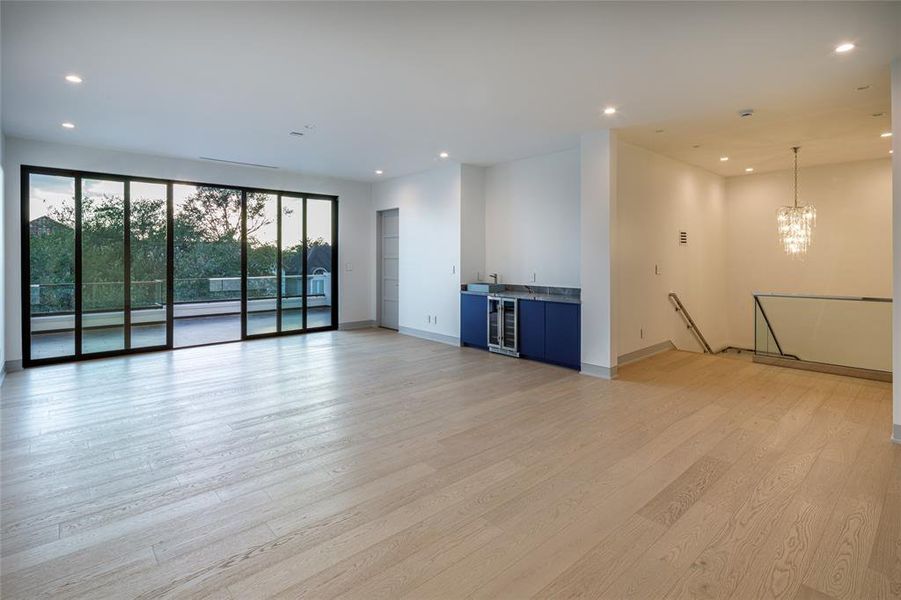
xmin=30 ymin=274 xmax=331 ymax=316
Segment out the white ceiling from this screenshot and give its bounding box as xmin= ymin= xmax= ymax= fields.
xmin=2 ymin=1 xmax=899 ymax=181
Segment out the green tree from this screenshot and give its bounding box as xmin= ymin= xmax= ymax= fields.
xmin=30 ymin=185 xmax=329 ymax=310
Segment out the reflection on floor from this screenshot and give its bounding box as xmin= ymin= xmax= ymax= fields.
xmin=30 ymin=307 xmax=333 ymax=359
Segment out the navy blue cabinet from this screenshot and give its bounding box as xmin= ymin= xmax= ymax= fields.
xmin=460 ymin=294 xmax=488 ymax=349
xmin=460 ymin=293 xmax=579 ymax=370
xmin=518 ymin=299 xmax=546 ymax=360
xmin=544 ymin=302 xmax=581 ymax=369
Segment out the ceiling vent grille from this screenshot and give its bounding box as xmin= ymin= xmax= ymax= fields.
xmin=679 ymin=231 xmax=688 ymax=245
xmin=198 ymin=157 xmax=278 ymax=169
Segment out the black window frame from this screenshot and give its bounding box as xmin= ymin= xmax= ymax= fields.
xmin=21 ymin=164 xmax=339 ymax=368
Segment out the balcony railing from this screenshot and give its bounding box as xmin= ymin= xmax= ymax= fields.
xmin=30 ymin=274 xmax=331 ymax=313
xmin=754 ymin=292 xmax=891 ymax=381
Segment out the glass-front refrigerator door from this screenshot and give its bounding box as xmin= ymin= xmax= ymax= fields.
xmin=488 ymin=297 xmax=501 ymax=348
xmin=501 ymin=298 xmax=518 ymax=355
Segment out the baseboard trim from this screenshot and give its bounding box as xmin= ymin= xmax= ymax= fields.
xmin=339 ymin=320 xmax=376 ymax=331
xmin=398 ymin=326 xmax=460 ymax=347
xmin=753 ymin=354 xmax=892 ymax=383
xmin=4 ymin=360 xmax=23 ymax=374
xmin=618 ymin=340 xmax=675 ymax=366
xmin=580 ymin=362 xmax=617 ymax=379
xmin=892 ymin=424 xmax=901 ymax=445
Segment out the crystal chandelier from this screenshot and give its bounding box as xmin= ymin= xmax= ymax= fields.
xmin=776 ymin=146 xmax=815 ymax=257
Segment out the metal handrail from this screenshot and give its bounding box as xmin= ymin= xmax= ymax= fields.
xmin=753 ymin=292 xmax=892 ymax=303
xmin=753 ymin=295 xmax=800 ymax=360
xmin=668 ymin=292 xmax=713 ymax=354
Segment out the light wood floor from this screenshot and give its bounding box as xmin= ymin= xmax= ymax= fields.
xmin=1 ymin=329 xmax=898 ymax=599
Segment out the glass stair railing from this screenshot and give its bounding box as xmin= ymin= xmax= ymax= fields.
xmin=753 ymin=293 xmax=892 ymax=381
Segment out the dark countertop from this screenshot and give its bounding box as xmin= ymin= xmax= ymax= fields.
xmin=461 ymin=290 xmax=581 ymax=305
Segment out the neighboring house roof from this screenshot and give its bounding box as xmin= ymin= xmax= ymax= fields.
xmin=307 ymin=244 xmax=332 ymax=273
xmin=30 ymin=216 xmax=73 ymax=236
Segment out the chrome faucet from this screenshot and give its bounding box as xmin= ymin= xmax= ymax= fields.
xmin=489 ymin=273 xmax=498 ymax=284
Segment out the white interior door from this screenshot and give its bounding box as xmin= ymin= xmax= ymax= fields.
xmin=379 ymin=209 xmax=399 ymax=330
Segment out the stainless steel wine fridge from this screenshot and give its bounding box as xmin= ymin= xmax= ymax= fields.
xmin=487 ymin=296 xmax=519 ymax=357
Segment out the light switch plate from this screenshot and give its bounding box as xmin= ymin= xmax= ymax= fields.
xmin=345 ymin=263 xmax=353 ymax=271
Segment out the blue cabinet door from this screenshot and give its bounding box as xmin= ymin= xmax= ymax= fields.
xmin=545 ymin=302 xmax=580 ymax=369
xmin=518 ymin=299 xmax=545 ymax=360
xmin=460 ymin=294 xmax=488 ymax=349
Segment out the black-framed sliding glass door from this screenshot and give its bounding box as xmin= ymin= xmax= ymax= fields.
xmin=172 ymin=184 xmax=243 ymax=347
xmin=129 ymin=182 xmax=169 ymax=348
xmin=25 ymin=173 xmax=77 ymax=361
xmin=246 ymin=192 xmax=280 ymax=336
xmin=244 ymin=193 xmax=337 ymax=339
xmin=280 ymin=195 xmax=305 ymax=333
xmin=22 ymin=165 xmax=339 ymax=368
xmin=306 ymin=198 xmax=337 ymax=330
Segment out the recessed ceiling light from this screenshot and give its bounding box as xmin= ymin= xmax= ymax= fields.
xmin=720 ymin=156 xmax=729 ymax=162
xmin=439 ymin=152 xmax=449 ymax=159
xmin=65 ymin=74 xmax=83 ymax=84
xmin=745 ymin=167 xmax=754 ymax=173
xmin=375 ymin=170 xmax=383 ymax=175
xmin=835 ymin=42 xmax=855 ymax=53
xmin=880 ymin=132 xmax=892 ymax=138
xmin=603 ymin=107 xmax=616 ymax=115
xmin=890 ymin=150 xmax=894 ymax=154
xmin=61 ymin=122 xmax=75 ymax=129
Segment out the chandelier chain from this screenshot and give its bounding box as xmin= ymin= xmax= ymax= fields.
xmin=793 ymin=146 xmax=799 ymax=208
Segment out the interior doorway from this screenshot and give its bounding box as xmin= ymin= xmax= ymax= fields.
xmin=377 ymin=209 xmax=399 ymax=330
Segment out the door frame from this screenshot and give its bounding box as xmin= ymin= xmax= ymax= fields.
xmin=21 ymin=164 xmax=339 ymax=368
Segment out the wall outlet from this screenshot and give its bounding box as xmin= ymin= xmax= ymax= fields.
xmin=655 ymin=263 xmax=662 ymax=275
xmin=531 ymin=272 xmax=537 ymax=282
xmin=345 ymin=262 xmax=353 ymax=271
xmin=640 ymin=327 xmax=644 ymax=339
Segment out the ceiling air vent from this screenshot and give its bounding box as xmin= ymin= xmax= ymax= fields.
xmin=199 ymin=157 xmax=278 ymax=169
xmin=679 ymin=231 xmax=688 ymax=245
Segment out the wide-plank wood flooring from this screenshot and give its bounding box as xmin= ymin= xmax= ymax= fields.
xmin=1 ymin=329 xmax=898 ymax=599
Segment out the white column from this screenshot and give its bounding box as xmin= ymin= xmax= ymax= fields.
xmin=580 ymin=130 xmax=618 ymax=378
xmin=892 ymin=58 xmax=900 ymax=444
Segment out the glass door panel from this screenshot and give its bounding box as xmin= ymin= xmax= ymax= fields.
xmin=306 ymin=199 xmax=333 ymax=329
xmin=81 ymin=179 xmax=126 ymax=354
xmin=246 ymin=193 xmax=279 ymax=336
xmin=280 ymin=196 xmax=304 ymax=332
xmin=173 ymin=184 xmax=242 ymax=347
xmin=130 ymin=182 xmax=168 ymax=348
xmin=28 ymin=174 xmax=76 ymax=360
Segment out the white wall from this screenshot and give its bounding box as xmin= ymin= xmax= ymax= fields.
xmin=580 ymin=131 xmax=618 ymax=375
xmin=370 ymin=163 xmax=462 ymax=342
xmin=485 ymin=148 xmax=580 ymax=287
xmin=890 ymin=57 xmax=900 ymax=443
xmin=617 ymin=142 xmax=728 ymax=357
xmin=0 ymin=134 xmax=5 ymax=377
xmin=3 ymin=136 xmax=373 ymax=364
xmin=725 ymin=158 xmax=893 ymax=349
xmin=460 ymin=164 xmax=486 ymax=285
